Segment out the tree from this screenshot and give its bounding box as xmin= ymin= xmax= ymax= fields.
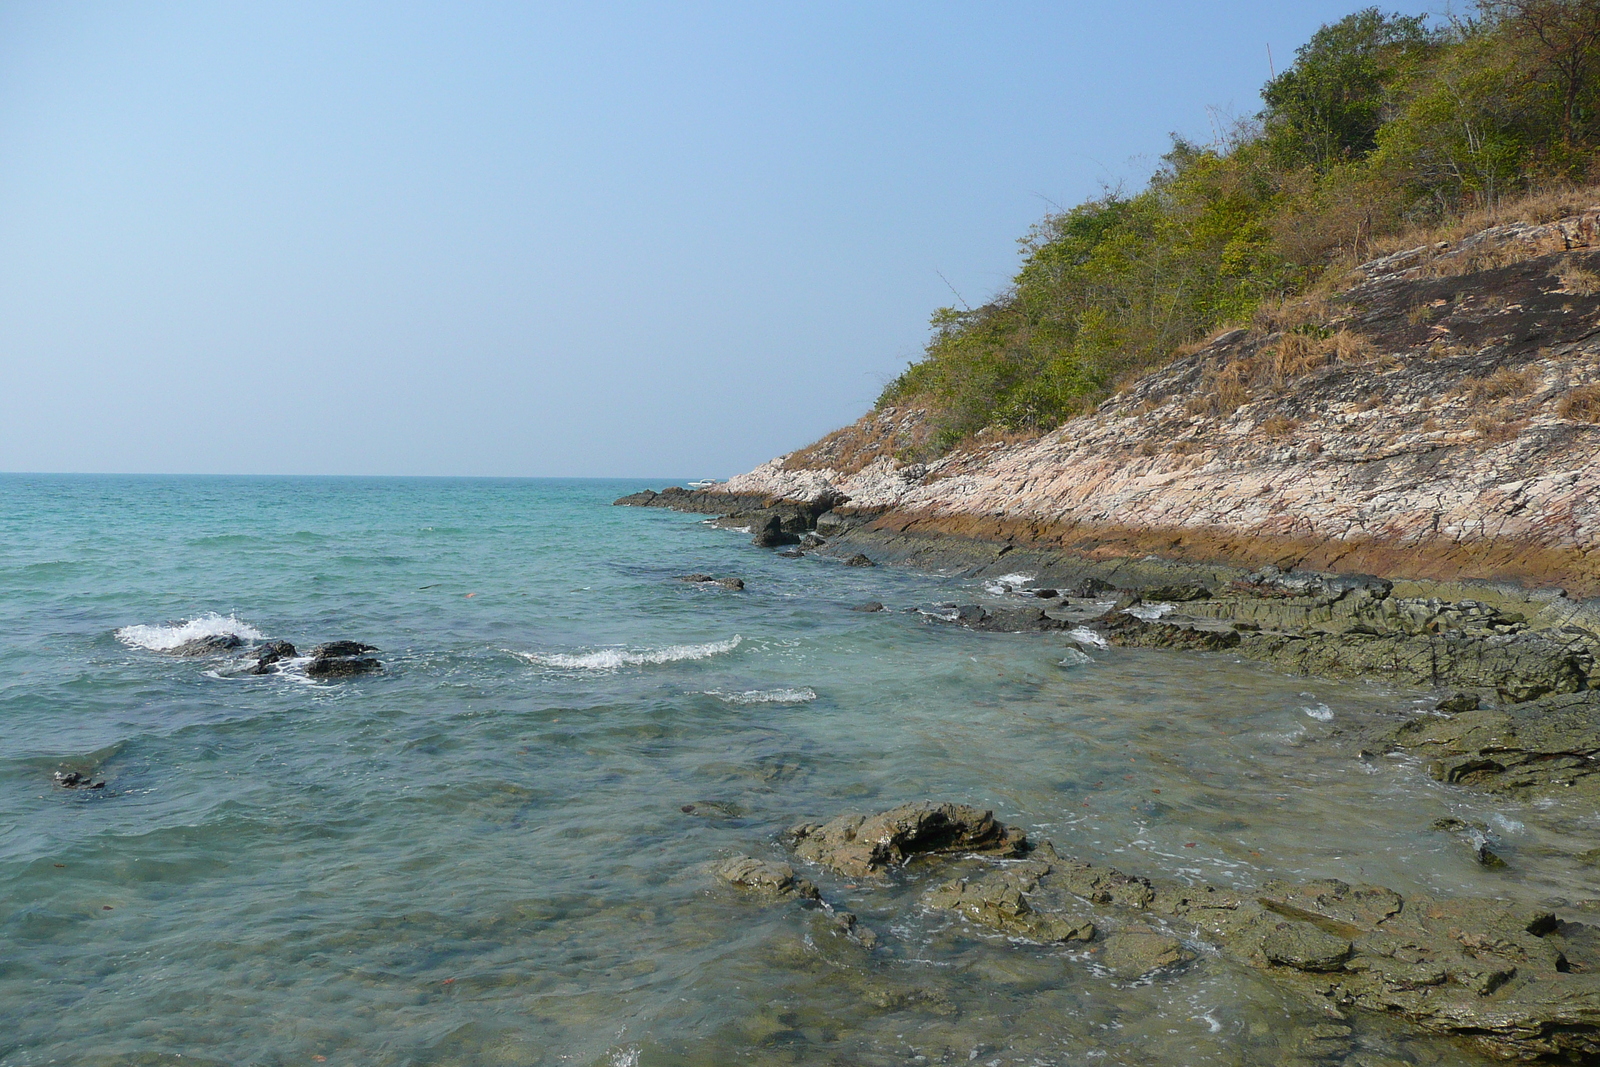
xmin=1482 ymin=0 xmax=1600 ymax=151
xmin=1262 ymin=8 xmax=1435 ymax=170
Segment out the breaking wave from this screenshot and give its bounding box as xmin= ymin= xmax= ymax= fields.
xmin=515 ymin=635 xmax=742 ymax=670
xmin=116 ymin=613 xmax=265 ymax=652
xmin=984 ymin=573 xmax=1035 ymax=595
xmin=1068 ymin=627 xmax=1109 ymax=650
xmin=705 ymin=686 xmax=817 ymax=704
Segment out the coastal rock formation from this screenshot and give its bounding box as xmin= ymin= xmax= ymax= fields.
xmin=657 ymin=214 xmax=1600 ymax=598
xmin=786 ymin=801 xmax=1028 ymax=879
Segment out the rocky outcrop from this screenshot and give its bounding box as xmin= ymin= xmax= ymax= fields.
xmin=666 ymin=215 xmax=1600 ymax=598
xmin=786 ymin=801 xmax=1028 ymax=880
xmin=250 ymin=640 xmax=296 ymax=674
xmin=168 ymin=633 xmax=245 ymax=656
xmin=777 ymin=802 xmax=1600 ymax=1062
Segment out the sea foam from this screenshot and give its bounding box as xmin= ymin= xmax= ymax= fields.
xmin=516 ymin=635 xmax=742 ymax=670
xmin=116 ymin=612 xmax=265 ymax=652
xmin=705 ymin=687 xmax=817 ymax=704
xmin=984 ymin=573 xmax=1035 ymax=595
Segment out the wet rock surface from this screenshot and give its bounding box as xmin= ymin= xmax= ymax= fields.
xmin=777 ymin=804 xmax=1600 ymax=1062
xmin=306 ymin=641 xmax=381 ymax=678
xmin=1383 ymin=690 xmax=1600 ymax=799
xmin=786 ymin=801 xmax=1028 ymax=880
xmin=52 ymin=770 xmax=105 ymax=790
xmin=715 ymin=856 xmax=820 ymax=903
xmin=168 ymin=633 xmax=245 ymax=656
xmin=250 ymin=640 xmax=297 ymax=674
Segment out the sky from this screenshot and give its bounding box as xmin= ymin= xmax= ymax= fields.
xmin=0 ymin=1 xmax=1431 ymax=478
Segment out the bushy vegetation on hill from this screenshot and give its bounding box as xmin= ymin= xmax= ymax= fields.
xmin=882 ymin=2 xmax=1600 ymax=455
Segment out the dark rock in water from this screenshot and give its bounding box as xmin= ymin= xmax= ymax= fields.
xmin=306 ymin=655 xmax=381 ymax=678
xmin=800 ymin=532 xmax=827 ymax=547
xmin=851 ymin=601 xmax=884 ymax=613
xmin=1065 ymin=577 xmax=1117 ymax=598
xmin=828 ymin=909 xmax=879 ymax=949
xmin=970 ymin=607 xmax=1070 ymax=633
xmin=681 ymin=800 xmax=745 ymax=818
xmin=1025 ymin=588 xmax=1058 ymax=599
xmin=1097 ymin=612 xmax=1242 ymax=651
xmin=787 ymin=801 xmax=1027 ymax=879
xmin=843 ymin=553 xmax=875 ymax=567
xmin=250 ymin=640 xmax=297 ymax=675
xmin=680 ymin=574 xmax=744 ymax=590
xmin=612 ymin=489 xmax=659 ymax=506
xmin=714 ymin=855 xmax=820 ymax=903
xmin=169 ymin=634 xmax=244 ymax=656
xmin=777 ymin=547 xmax=804 ymax=558
xmin=309 ymin=641 xmax=378 ymax=658
xmin=1437 ymin=691 xmax=1481 ymax=713
xmin=53 ymin=771 xmax=105 ymax=790
xmin=751 ymin=513 xmax=800 ymax=548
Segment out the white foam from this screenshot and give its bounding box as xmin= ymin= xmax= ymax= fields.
xmin=984 ymin=573 xmax=1035 ymax=595
xmin=1303 ymin=703 xmax=1334 ymax=722
xmin=1068 ymin=627 xmax=1109 ymax=649
xmin=116 ymin=612 xmax=265 ymax=652
xmin=1124 ymin=602 xmax=1175 ymax=621
xmin=705 ymin=686 xmax=817 ymax=704
xmin=515 ymin=635 xmax=742 ymax=670
xmin=1490 ymin=813 xmax=1525 ymax=833
xmin=1058 ymin=647 xmax=1094 ymax=668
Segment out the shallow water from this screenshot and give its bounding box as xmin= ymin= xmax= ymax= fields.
xmin=2 ymin=474 xmax=1595 ymax=1066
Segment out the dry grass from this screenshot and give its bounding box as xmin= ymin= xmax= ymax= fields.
xmin=1367 ymin=185 xmax=1600 ymax=258
xmin=1464 ymin=367 xmax=1534 ymax=403
xmin=1558 ymin=383 xmax=1600 ymax=422
xmin=1557 ymin=257 xmax=1600 ymax=295
xmin=1187 ymin=330 xmax=1374 ymax=418
xmin=1470 ymin=414 xmax=1525 ymax=441
xmin=780 ymin=408 xmax=936 ymax=474
xmin=1259 ymin=414 xmax=1298 ymax=437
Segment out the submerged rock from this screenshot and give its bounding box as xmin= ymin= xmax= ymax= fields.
xmin=680 ymin=574 xmax=745 ymax=590
xmin=851 ymin=601 xmax=884 ymax=613
xmin=843 ymin=553 xmax=875 ymax=567
xmin=309 ymin=641 xmax=377 ymax=658
xmin=714 ymin=856 xmax=820 ymax=903
xmin=1098 ymin=930 xmax=1192 ymax=978
xmin=787 ymin=801 xmax=1027 ymax=879
xmin=52 ymin=770 xmax=105 ymax=790
xmin=915 ymin=836 xmax=1599 ymax=1061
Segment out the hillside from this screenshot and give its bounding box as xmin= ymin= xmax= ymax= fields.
xmin=713 ymin=210 xmax=1600 ymax=595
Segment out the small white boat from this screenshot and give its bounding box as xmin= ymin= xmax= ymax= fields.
xmin=687 ymin=479 xmax=725 ymax=489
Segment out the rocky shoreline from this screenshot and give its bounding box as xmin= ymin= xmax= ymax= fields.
xmin=718 ymin=801 xmax=1600 ymax=1063
xmin=617 ymin=483 xmax=1600 ymax=1060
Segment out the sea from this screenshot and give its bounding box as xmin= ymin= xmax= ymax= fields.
xmin=0 ymin=474 xmax=1588 ymax=1066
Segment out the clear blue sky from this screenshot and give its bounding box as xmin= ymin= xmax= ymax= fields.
xmin=0 ymin=2 xmax=1428 ymax=477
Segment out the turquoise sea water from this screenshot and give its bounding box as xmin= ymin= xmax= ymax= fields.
xmin=2 ymin=475 xmax=1591 ymax=1066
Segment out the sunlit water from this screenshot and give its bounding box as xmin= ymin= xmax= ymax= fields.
xmin=2 ymin=475 xmax=1594 ymax=1066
